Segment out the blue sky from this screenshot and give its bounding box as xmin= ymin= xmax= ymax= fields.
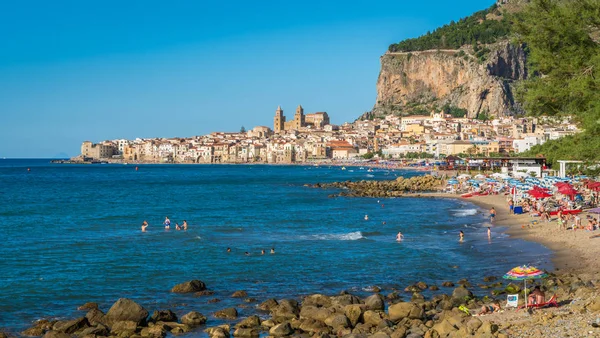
xmin=0 ymin=0 xmax=494 ymax=158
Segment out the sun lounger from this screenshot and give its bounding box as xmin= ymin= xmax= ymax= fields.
xmin=517 ymin=294 xmax=558 ymax=311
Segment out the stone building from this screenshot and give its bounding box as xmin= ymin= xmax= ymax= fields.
xmin=81 ymin=141 xmax=115 ymax=159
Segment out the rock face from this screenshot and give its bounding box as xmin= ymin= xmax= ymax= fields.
xmin=372 ymin=42 xmax=527 ymax=118
xmin=106 ymin=298 xmax=149 ymax=325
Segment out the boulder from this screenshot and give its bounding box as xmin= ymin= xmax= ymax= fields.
xmin=214 ymin=308 xmax=238 ymax=320
xmin=415 ymin=282 xmax=428 ymax=290
xmin=432 ymin=319 xmax=458 ymax=337
xmin=106 ymin=298 xmax=149 ymax=326
xmin=142 ymin=325 xmax=167 ymax=338
xmin=22 ymin=320 xmax=54 ymax=337
xmin=79 ymin=324 xmax=110 ymax=336
xmin=483 ymin=276 xmax=497 ymax=282
xmin=257 ymin=298 xmax=278 ymax=311
xmin=300 ymin=305 xmax=333 ymax=322
xmin=231 ymin=290 xmax=248 ymax=298
xmin=303 ymin=294 xmax=332 ymax=308
xmin=441 ymin=281 xmax=454 ymax=287
xmin=41 ymin=331 xmax=70 ymax=338
xmin=181 ymin=311 xmax=207 ymax=326
xmin=365 ymin=294 xmax=385 ymax=311
xmin=388 ymin=302 xmax=424 ymax=322
xmin=429 ymin=285 xmax=439 ymax=291
xmin=232 ymin=328 xmax=259 ymax=337
xmin=331 ymin=294 xmax=363 ymax=307
xmin=110 ymin=320 xmax=138 ymax=336
xmin=503 ymin=283 xmax=520 ymax=294
xmin=85 ymin=308 xmax=108 ymax=326
xmin=270 ymin=300 xmax=299 ymax=322
xmin=325 ymin=313 xmax=351 ymax=330
xmin=298 ymin=318 xmax=330 ymax=334
xmin=53 ymin=317 xmax=89 ymax=334
xmin=205 ymin=326 xmax=231 ymax=338
xmin=171 ymin=280 xmax=207 ymax=293
xmin=344 ymin=304 xmax=365 ymax=327
xmin=390 ymin=326 xmax=407 ymax=338
xmin=150 ymin=309 xmax=177 ymax=323
xmin=451 ymin=287 xmax=473 ymax=301
xmin=363 ymin=310 xmax=385 ymax=326
xmin=235 ymin=315 xmax=261 ymax=329
xmin=195 ymin=290 xmax=215 ymax=297
xmin=160 ymin=321 xmax=193 ymax=333
xmin=587 ymin=298 xmax=600 ymax=312
xmin=466 ymin=317 xmax=483 ymax=333
xmin=77 ymin=302 xmax=99 ymax=311
xmin=269 ymin=322 xmax=293 ymax=337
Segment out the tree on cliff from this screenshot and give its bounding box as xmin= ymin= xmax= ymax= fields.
xmin=240 ymin=126 xmax=246 ymax=133
xmin=515 ymin=0 xmax=600 ymax=167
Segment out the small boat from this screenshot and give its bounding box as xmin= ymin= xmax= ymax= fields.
xmin=341 ymin=166 xmax=346 ymax=170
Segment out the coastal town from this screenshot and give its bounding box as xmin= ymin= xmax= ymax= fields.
xmin=76 ymin=105 xmax=578 ymax=165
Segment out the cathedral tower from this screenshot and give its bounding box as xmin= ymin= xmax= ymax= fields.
xmin=274 ymin=106 xmax=285 ymax=133
xmin=294 ymin=105 xmax=305 ymax=130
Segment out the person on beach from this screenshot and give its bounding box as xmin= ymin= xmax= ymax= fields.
xmin=528 ymin=285 xmax=545 ymax=305
xmin=479 ymin=301 xmax=501 ymax=315
xmin=164 ymin=216 xmax=171 ymax=229
xmin=508 ymin=199 xmax=514 ymax=214
xmin=396 ymin=232 xmax=404 ymax=241
xmin=490 ymin=207 xmax=496 ymax=222
xmin=459 ymin=231 xmax=464 ymax=242
xmin=141 ymin=220 xmax=149 ymax=232
xmin=182 ymin=220 xmax=188 ymax=230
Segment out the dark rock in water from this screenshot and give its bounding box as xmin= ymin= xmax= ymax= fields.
xmin=386 ymin=291 xmax=401 ymax=301
xmin=77 ymin=302 xmax=99 ymax=311
xmin=429 ymin=285 xmax=439 ymax=291
xmin=404 ymin=285 xmax=421 ymax=293
xmin=208 ymin=298 xmax=222 ymax=303
xmin=235 ymin=315 xmax=261 ymax=329
xmin=441 ymin=281 xmax=455 ymax=287
xmin=151 ymin=309 xmax=178 ymax=323
xmin=415 ymin=282 xmax=428 ymax=290
xmin=52 ymin=317 xmax=89 ymax=334
xmin=42 ymin=331 xmax=71 ymax=338
xmin=257 ymin=298 xmax=278 ymax=311
xmin=181 ymin=311 xmax=207 ymax=326
xmin=411 ymin=293 xmax=425 ymax=303
xmin=195 ymin=290 xmax=215 ymax=297
xmin=365 ymin=294 xmax=385 ymax=311
xmin=457 ymin=279 xmax=471 ymax=287
xmin=171 ymin=280 xmax=207 ymax=293
xmin=85 ymin=308 xmax=108 ymax=326
xmin=232 ymin=327 xmax=259 ymax=337
xmin=22 ymin=319 xmax=54 ymax=336
xmin=214 ymin=307 xmax=238 ymax=319
xmin=106 ymin=298 xmax=149 ymax=326
xmin=483 ymin=276 xmax=497 ymax=282
xmin=231 ymin=290 xmax=248 ymax=298
xmin=269 ymin=322 xmax=293 ymax=337
xmin=205 ymin=326 xmax=231 ymax=338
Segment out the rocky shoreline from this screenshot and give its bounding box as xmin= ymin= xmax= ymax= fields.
xmin=307 ymin=175 xmax=444 ymax=198
xmin=6 ymin=271 xmax=600 ymax=338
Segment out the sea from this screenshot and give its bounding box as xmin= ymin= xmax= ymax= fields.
xmin=0 ymin=159 xmax=553 ymax=335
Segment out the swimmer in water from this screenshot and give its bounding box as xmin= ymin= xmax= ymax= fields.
xmin=396 ymin=232 xmax=404 ymax=241
xmin=182 ymin=220 xmax=188 ymax=230
xmin=459 ymin=230 xmax=464 ymax=242
xmin=364 ymin=214 xmax=369 ymax=221
xmin=244 ymin=252 xmax=249 ymax=256
xmin=141 ymin=220 xmax=149 ymax=232
xmin=487 ymin=227 xmax=491 ymax=238
xmin=270 ymin=248 xmax=275 ymax=254
xmin=164 ymin=216 xmax=171 ymax=229
xmin=261 ymin=249 xmax=265 ymax=255
xmin=227 ymin=247 xmax=231 ymax=253
xmin=175 ymin=223 xmax=181 ymax=230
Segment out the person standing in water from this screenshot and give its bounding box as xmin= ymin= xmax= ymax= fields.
xmin=490 ymin=208 xmax=496 ymax=223
xmin=487 ymin=227 xmax=491 ymax=239
xmin=164 ymin=216 xmax=171 ymax=229
xmin=141 ymin=221 xmax=149 ymax=232
xmin=364 ymin=214 xmax=369 ymax=221
xmin=182 ymin=220 xmax=188 ymax=230
xmin=459 ymin=230 xmax=464 ymax=242
xmin=270 ymin=248 xmax=275 ymax=254
xmin=396 ymin=232 xmax=404 ymax=241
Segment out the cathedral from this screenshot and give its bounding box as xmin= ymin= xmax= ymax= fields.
xmin=273 ymin=105 xmax=330 ymax=133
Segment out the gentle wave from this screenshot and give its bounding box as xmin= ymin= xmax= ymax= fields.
xmin=302 ymin=231 xmax=366 ymax=241
xmin=452 ymin=209 xmax=478 ymax=217
xmin=366 ymin=174 xmax=375 ymax=178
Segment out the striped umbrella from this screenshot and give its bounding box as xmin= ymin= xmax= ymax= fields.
xmin=503 ymin=265 xmax=548 ymax=308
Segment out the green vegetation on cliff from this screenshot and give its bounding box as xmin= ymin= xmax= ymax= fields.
xmin=388 ymin=5 xmax=511 ymax=52
xmin=516 ymin=0 xmax=600 ymax=167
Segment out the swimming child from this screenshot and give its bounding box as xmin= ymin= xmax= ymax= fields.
xmin=396 ymin=232 xmax=404 ymax=241
xmin=164 ymin=216 xmax=171 ymax=229
xmin=141 ymin=221 xmax=149 ymax=232
xmin=459 ymin=230 xmax=464 ymax=242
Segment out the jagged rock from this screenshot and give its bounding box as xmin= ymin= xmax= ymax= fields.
xmin=22 ymin=320 xmax=54 ymax=337
xmin=345 ymin=304 xmax=366 ymax=327
xmin=451 ymin=287 xmax=473 ymax=301
xmin=41 ymin=331 xmax=70 ymax=338
xmin=140 ymin=325 xmax=167 ymax=338
xmin=429 ymin=285 xmax=439 ymax=291
xmin=235 ymin=315 xmax=261 ymax=329
xmin=181 ymin=311 xmax=207 ymax=326
xmin=270 ymin=299 xmax=299 ymax=322
xmin=214 ymin=308 xmax=238 ymax=320
xmin=269 ymin=322 xmax=293 ymax=336
xmin=411 ymin=293 xmax=425 ymax=303
xmin=77 ymin=302 xmax=99 ymax=311
xmin=171 ymin=280 xmax=206 ymax=293
xmin=415 ymin=282 xmax=428 ymax=290
xmin=150 ymin=310 xmax=177 ymax=323
xmin=390 ymin=326 xmax=407 ymax=338
xmin=365 ymin=294 xmax=385 ymax=311
xmin=53 ymin=317 xmax=89 ymax=334
xmin=195 ymin=290 xmax=215 ymax=297
xmin=231 ymin=290 xmax=248 ymax=298
xmin=205 ymin=326 xmax=231 ymax=338
xmin=85 ymin=308 xmax=108 ymax=326
xmin=300 ymin=305 xmax=333 ymax=322
xmin=331 ymin=294 xmax=363 ymax=307
xmin=325 ymin=313 xmax=351 ymax=330
xmin=441 ymin=281 xmax=454 ymax=287
xmin=298 ymin=318 xmax=330 ymax=334
xmin=106 ymin=298 xmax=148 ymax=326
xmin=466 ymin=317 xmax=483 ymax=333
xmin=79 ymin=324 xmax=110 ymax=336
xmin=363 ymin=310 xmax=386 ymax=326
xmin=303 ymin=294 xmax=332 ymax=308
xmin=388 ymin=302 xmax=424 ymax=321
xmin=257 ymin=298 xmax=278 ymax=311
xmin=232 ymin=328 xmax=259 ymax=337
xmin=110 ymin=320 xmax=138 ymax=336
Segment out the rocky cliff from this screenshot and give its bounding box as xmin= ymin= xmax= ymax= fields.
xmin=372 ymin=41 xmax=527 ymax=118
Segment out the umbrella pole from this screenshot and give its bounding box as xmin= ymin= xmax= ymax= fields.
xmin=524 ymin=279 xmax=527 ymax=309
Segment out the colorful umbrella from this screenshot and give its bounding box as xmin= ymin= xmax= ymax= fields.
xmin=503 ymin=265 xmax=548 ymax=309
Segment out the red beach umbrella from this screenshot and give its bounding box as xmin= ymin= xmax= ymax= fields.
xmin=527 ymin=190 xmax=553 ymax=199
xmin=558 ymin=185 xmax=578 ymax=195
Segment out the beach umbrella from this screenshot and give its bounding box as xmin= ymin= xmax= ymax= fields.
xmin=587 ymin=207 xmax=600 ymax=214
xmin=503 ymin=265 xmax=549 ymax=309
xmin=527 ymin=189 xmax=552 ymax=199
xmin=558 ymin=185 xmax=578 ymax=196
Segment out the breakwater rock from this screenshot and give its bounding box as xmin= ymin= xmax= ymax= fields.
xmin=309 ymin=175 xmax=443 ymax=197
xmin=13 ymin=273 xmax=600 ymax=337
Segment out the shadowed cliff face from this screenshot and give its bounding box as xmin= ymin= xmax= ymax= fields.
xmin=373 ymin=42 xmax=527 ymax=118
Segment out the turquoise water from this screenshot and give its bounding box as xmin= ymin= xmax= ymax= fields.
xmin=0 ymin=159 xmax=552 ymax=334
